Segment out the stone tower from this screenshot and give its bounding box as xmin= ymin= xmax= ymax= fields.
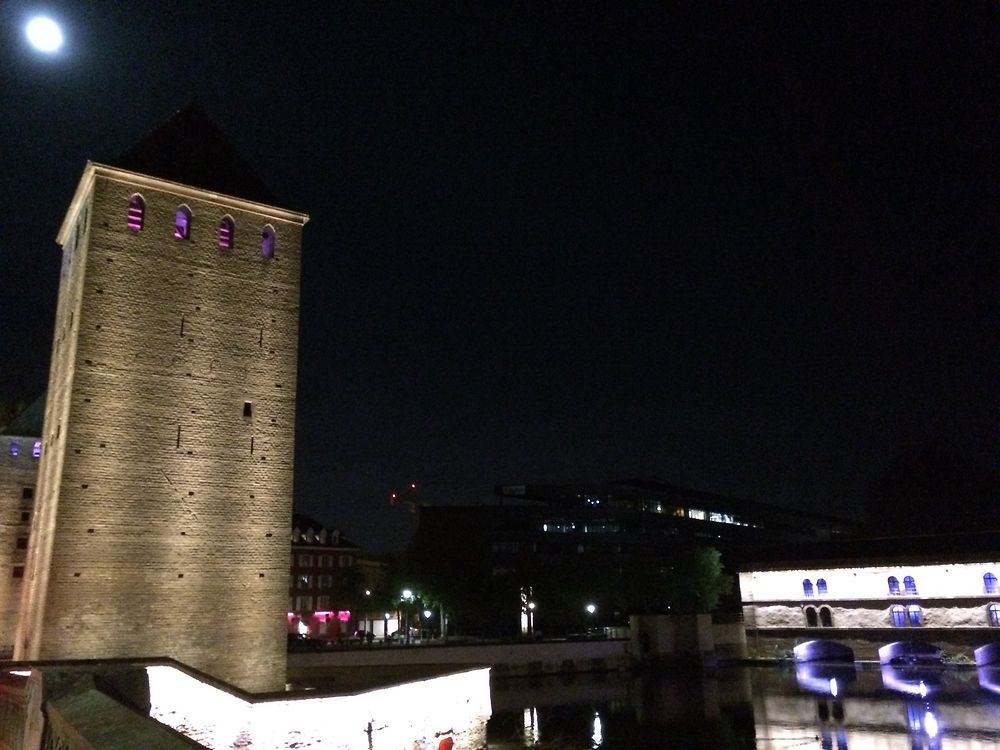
xmin=15 ymin=106 xmax=308 ymax=692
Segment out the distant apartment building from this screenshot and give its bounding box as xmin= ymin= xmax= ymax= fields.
xmin=417 ymin=479 xmax=862 ymax=578
xmin=0 ymin=400 xmax=44 ymax=655
xmin=289 ymin=514 xmax=363 ymax=639
xmin=739 ymin=531 xmax=1000 ymax=659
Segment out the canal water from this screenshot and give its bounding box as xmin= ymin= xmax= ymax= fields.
xmin=487 ymin=663 xmax=1000 ymax=748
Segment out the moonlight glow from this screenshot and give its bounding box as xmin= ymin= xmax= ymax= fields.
xmin=26 ymin=16 xmax=63 ymax=53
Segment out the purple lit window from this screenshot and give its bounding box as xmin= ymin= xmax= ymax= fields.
xmin=219 ymin=216 xmax=234 ymax=250
xmin=816 ymin=578 xmax=828 ymax=595
xmin=802 ymin=579 xmax=814 ymax=597
xmin=907 ymin=605 xmax=922 ymax=626
xmin=888 ymin=576 xmax=900 ymax=595
xmin=261 ymin=225 xmax=275 ymax=258
xmin=32 ymin=441 xmax=41 ymax=458
xmin=985 ymin=573 xmax=998 ymax=594
xmin=127 ymin=195 xmax=145 ymax=231
xmin=903 ymin=576 xmax=917 ymax=595
xmin=989 ymin=604 xmax=1000 ymax=627
xmin=175 ymin=206 xmax=192 ymax=240
xmin=8 ymin=441 xmax=19 ymax=457
xmin=890 ymin=605 xmax=906 ymax=626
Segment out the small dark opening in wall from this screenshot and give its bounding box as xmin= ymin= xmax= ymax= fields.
xmin=265 ymin=533 xmax=272 ymax=538
xmin=259 ymin=573 xmax=265 ymax=578
xmin=176 ymin=425 xmax=181 ymax=448
xmin=81 ymin=484 xmax=88 ymax=489
xmin=13 ymin=567 xmax=24 ymax=579
xmin=20 ymin=512 xmax=30 ymax=522
xmin=244 ymin=402 xmax=252 ymax=418
xmin=73 ymin=573 xmax=80 ymax=578
xmin=188 ymin=491 xmax=194 ymax=496
xmin=178 ymin=574 xmax=184 ymax=578
xmin=16 ymin=538 xmax=27 ymax=550
xmin=22 ymin=488 xmax=33 ymax=500
xmin=87 ymin=529 xmax=94 ymax=534
xmin=250 ymin=437 xmax=255 ymax=455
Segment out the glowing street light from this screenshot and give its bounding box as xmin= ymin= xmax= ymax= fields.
xmin=585 ymin=603 xmax=596 ymax=615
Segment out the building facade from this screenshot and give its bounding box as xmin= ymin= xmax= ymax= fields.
xmin=739 ymin=532 xmax=1000 ymax=659
xmin=15 ymin=106 xmax=308 ymax=692
xmin=288 ymin=514 xmax=361 ymax=639
xmin=0 ymin=430 xmax=41 ymax=656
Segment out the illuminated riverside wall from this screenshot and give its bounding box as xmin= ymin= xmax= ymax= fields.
xmin=15 ymin=157 xmax=307 ymax=692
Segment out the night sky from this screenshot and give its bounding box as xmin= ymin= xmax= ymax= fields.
xmin=2 ymin=3 xmax=997 ymax=551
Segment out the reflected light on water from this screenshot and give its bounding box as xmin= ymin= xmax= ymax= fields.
xmin=522 ymin=706 xmax=540 ymax=745
xmin=924 ymin=710 xmax=939 ymax=739
xmin=591 ymin=712 xmax=603 ymax=746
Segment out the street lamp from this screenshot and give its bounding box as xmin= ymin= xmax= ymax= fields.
xmin=400 ymin=590 xmax=415 ymax=644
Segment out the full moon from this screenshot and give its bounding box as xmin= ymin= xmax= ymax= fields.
xmin=26 ymin=16 xmax=64 ymax=53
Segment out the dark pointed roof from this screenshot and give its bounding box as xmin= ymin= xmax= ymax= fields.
xmin=1 ymin=394 xmax=45 ymax=437
xmin=111 ymin=104 xmax=282 ymax=207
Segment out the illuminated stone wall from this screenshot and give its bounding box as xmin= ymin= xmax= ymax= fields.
xmin=0 ymin=436 xmax=40 ymax=654
xmin=740 ymin=560 xmax=1000 ymax=658
xmin=16 ymin=164 xmax=307 ymax=692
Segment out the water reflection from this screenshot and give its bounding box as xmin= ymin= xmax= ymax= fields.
xmin=489 ymin=664 xmax=1000 ymax=749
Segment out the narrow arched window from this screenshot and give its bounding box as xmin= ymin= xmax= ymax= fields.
xmin=819 ymin=607 xmax=833 ymax=627
xmin=988 ymin=603 xmax=1000 ymax=627
xmin=261 ymin=224 xmax=276 ymax=258
xmin=802 ymin=579 xmax=814 ymax=597
xmin=219 ymin=216 xmax=234 ymax=250
xmin=903 ymin=576 xmax=917 ymax=595
xmin=32 ymin=441 xmax=41 ymax=458
xmin=127 ymin=194 xmax=145 ymax=231
xmin=887 ymin=576 xmax=900 ymax=595
xmin=175 ymin=206 xmax=192 ymax=240
xmin=805 ymin=606 xmax=818 ymax=627
xmin=907 ymin=605 xmax=922 ymax=626
xmin=816 ymin=578 xmax=828 ymax=595
xmin=890 ymin=605 xmax=906 ymax=626
xmin=985 ymin=573 xmax=998 ymax=595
